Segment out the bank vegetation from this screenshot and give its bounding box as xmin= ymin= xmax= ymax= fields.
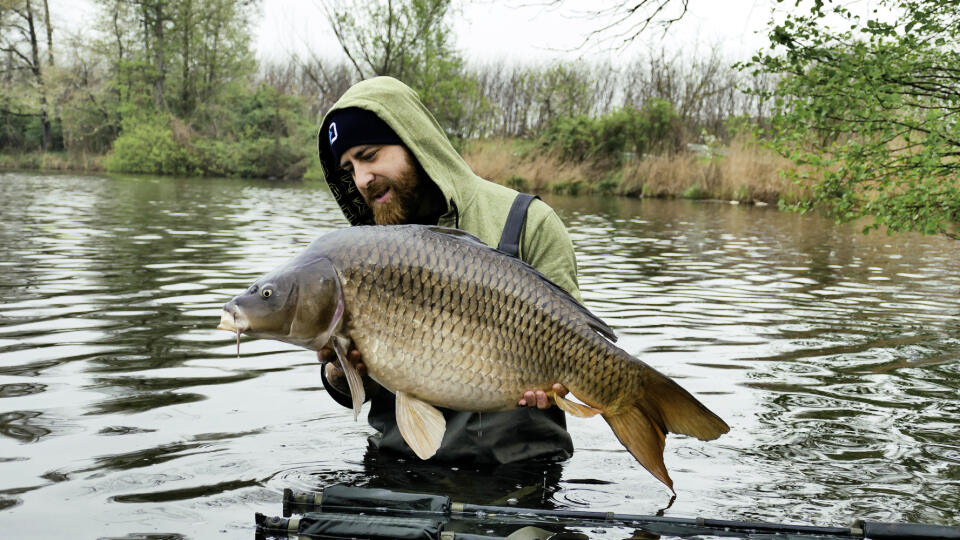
xmin=2 ymin=0 xmax=956 ymax=237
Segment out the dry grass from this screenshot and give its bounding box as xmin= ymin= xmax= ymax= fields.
xmin=462 ymin=138 xmax=594 ymax=193
xmin=463 ymin=136 xmax=800 ymax=202
xmin=622 ymin=137 xmax=797 ymax=202
xmin=7 ymin=137 xmax=803 ymax=205
xmin=715 ymin=137 xmax=799 ymax=202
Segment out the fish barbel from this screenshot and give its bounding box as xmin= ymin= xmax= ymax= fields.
xmin=218 ymin=225 xmax=729 ymax=491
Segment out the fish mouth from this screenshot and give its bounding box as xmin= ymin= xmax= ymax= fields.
xmin=217 ymin=309 xmax=249 ymax=333
xmin=218 ymin=308 xmax=250 ymax=358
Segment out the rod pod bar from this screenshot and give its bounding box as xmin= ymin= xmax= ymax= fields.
xmin=258 ymin=509 xmax=578 ymax=540
xmin=283 ymin=485 xmax=960 ymax=540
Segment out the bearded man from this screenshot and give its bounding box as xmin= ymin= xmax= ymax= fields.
xmin=316 ymin=76 xmax=581 ymax=465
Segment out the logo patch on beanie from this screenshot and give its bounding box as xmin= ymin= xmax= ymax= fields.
xmin=328 ymin=122 xmax=338 ymax=145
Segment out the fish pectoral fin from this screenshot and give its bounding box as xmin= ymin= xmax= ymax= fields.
xmin=332 ymin=335 xmax=364 ymax=421
xmin=603 ymin=407 xmax=674 ymax=494
xmin=395 ymin=391 xmax=446 ymax=460
xmin=554 ymin=394 xmax=602 ymax=418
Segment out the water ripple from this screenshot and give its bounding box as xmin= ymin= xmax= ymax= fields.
xmin=0 ymin=175 xmax=957 ymax=537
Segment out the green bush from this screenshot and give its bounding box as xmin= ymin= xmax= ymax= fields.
xmin=683 ymin=184 xmax=707 ymax=199
xmin=1 ymin=113 xmax=64 ymax=152
xmin=505 ymin=175 xmax=528 ymax=191
xmin=540 ymin=99 xmax=682 ymax=165
xmin=189 ymin=84 xmax=313 ymax=178
xmin=595 ymin=171 xmax=621 ymax=194
xmin=539 ymin=114 xmax=597 ymax=162
xmin=565 ymin=180 xmax=585 ymax=195
xmin=104 ymin=84 xmax=314 ymax=179
xmin=106 ymin=113 xmax=200 ymax=175
xmin=0 ymin=112 xmax=29 ymax=150
xmin=24 ymin=117 xmax=64 ymax=151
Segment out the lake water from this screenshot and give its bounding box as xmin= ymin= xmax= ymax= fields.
xmin=1 ymin=171 xmax=957 ymax=538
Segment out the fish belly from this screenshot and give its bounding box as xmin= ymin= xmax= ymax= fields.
xmin=348 ymin=310 xmax=557 ymax=412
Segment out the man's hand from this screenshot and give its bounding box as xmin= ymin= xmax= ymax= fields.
xmin=518 ymin=383 xmax=568 ymax=409
xmin=318 ymin=342 xmax=366 ymax=390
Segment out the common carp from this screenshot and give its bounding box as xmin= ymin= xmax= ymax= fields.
xmin=218 ymin=225 xmax=729 ymax=491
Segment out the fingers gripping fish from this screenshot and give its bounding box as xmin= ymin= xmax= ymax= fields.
xmin=218 ymin=225 xmax=730 ymax=492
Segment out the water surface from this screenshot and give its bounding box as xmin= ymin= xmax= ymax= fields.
xmin=1 ymin=171 xmax=957 ymax=538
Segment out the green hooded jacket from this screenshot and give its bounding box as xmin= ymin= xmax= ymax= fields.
xmin=317 ymin=76 xmax=581 ymax=302
xmin=317 ymin=76 xmax=580 ymax=464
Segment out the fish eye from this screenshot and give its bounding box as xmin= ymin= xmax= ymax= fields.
xmin=261 ymin=288 xmax=273 ymax=298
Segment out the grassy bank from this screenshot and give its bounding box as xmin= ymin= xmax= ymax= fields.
xmin=4 ymin=137 xmax=801 ymax=206
xmin=0 ymin=151 xmax=106 ymax=173
xmin=463 ymin=137 xmax=799 ymax=204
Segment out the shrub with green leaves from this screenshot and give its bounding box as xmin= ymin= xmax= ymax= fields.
xmin=540 ymin=99 xmax=681 ymax=165
xmin=106 ymin=113 xmax=200 ymax=175
xmin=747 ymin=0 xmax=960 ymax=238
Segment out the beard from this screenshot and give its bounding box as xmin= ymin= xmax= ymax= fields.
xmin=358 ymin=149 xmax=430 ymax=225
xmin=365 ymin=167 xmax=421 ymax=225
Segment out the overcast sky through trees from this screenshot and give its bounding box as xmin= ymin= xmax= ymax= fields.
xmin=50 ymin=0 xmax=775 ymax=64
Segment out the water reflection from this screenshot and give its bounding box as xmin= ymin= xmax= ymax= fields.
xmin=357 ymin=449 xmax=566 ymax=507
xmin=0 ymin=172 xmax=957 ymax=537
xmin=547 ymin=193 xmax=960 ymax=527
xmin=0 ymin=411 xmax=51 ymax=442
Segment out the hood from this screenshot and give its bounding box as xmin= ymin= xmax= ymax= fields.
xmin=318 ymin=76 xmax=480 ymax=226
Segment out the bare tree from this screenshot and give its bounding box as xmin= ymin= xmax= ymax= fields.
xmin=0 ymin=0 xmax=54 ymax=149
xmin=523 ymin=0 xmax=690 ymax=49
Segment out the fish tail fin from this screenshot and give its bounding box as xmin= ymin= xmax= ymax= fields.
xmin=602 ymin=407 xmax=673 ymax=492
xmin=602 ymin=369 xmax=730 ymax=492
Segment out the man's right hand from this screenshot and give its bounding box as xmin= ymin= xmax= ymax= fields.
xmin=318 ymin=341 xmax=371 ymax=399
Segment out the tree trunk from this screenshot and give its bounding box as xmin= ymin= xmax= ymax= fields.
xmin=179 ymin=0 xmax=193 ymax=115
xmin=42 ymin=0 xmax=53 ymax=67
xmin=24 ymin=0 xmax=51 ymax=151
xmin=146 ymin=0 xmax=166 ymax=110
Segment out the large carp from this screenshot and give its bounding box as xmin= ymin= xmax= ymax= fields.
xmin=218 ymin=225 xmax=728 ymax=491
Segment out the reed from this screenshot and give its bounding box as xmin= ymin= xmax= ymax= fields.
xmin=462 ymin=138 xmax=594 ymax=194
xmin=463 ymin=137 xmax=800 ymax=203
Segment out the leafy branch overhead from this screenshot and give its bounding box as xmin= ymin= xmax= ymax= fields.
xmin=745 ymin=0 xmax=960 ymax=239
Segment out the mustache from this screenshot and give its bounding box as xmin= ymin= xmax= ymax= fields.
xmin=361 ymin=178 xmax=392 ymax=202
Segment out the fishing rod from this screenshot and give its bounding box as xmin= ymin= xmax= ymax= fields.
xmin=254 ymin=484 xmax=960 ymax=540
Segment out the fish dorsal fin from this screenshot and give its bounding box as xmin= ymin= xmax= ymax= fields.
xmin=424 ymin=225 xmax=618 ymax=343
xmin=425 ymin=225 xmax=488 ymax=247
xmin=332 ymin=335 xmax=364 ymax=420
xmin=563 ymin=294 xmax=617 ymax=342
xmin=395 ymin=390 xmax=446 ymax=460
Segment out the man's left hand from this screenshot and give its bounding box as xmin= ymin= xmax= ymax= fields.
xmin=518 ymin=383 xmax=568 ymax=409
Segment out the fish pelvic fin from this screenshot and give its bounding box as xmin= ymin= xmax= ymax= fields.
xmin=555 ymin=394 xmax=601 ymax=418
xmin=332 ymin=335 xmax=364 ymax=421
xmin=602 ymin=407 xmax=673 ymax=493
xmin=395 ymin=391 xmax=446 ymax=460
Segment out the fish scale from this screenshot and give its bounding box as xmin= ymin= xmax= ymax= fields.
xmin=219 ymin=224 xmax=729 ymax=491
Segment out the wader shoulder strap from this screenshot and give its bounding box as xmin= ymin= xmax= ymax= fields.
xmin=497 ymin=193 xmax=540 ymax=258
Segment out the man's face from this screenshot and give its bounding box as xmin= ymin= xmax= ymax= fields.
xmin=339 ymin=144 xmax=422 ymax=225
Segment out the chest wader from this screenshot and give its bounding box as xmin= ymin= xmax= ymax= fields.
xmin=496 ymin=193 xmax=538 ymax=258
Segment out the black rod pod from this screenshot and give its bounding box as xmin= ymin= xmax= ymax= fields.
xmin=276 ymin=485 xmax=960 ymax=540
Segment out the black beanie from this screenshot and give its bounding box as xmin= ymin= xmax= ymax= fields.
xmin=327 ymin=107 xmax=403 ymax=164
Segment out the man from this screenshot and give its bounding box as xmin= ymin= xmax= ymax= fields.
xmin=316 ymin=76 xmax=580 ymax=465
